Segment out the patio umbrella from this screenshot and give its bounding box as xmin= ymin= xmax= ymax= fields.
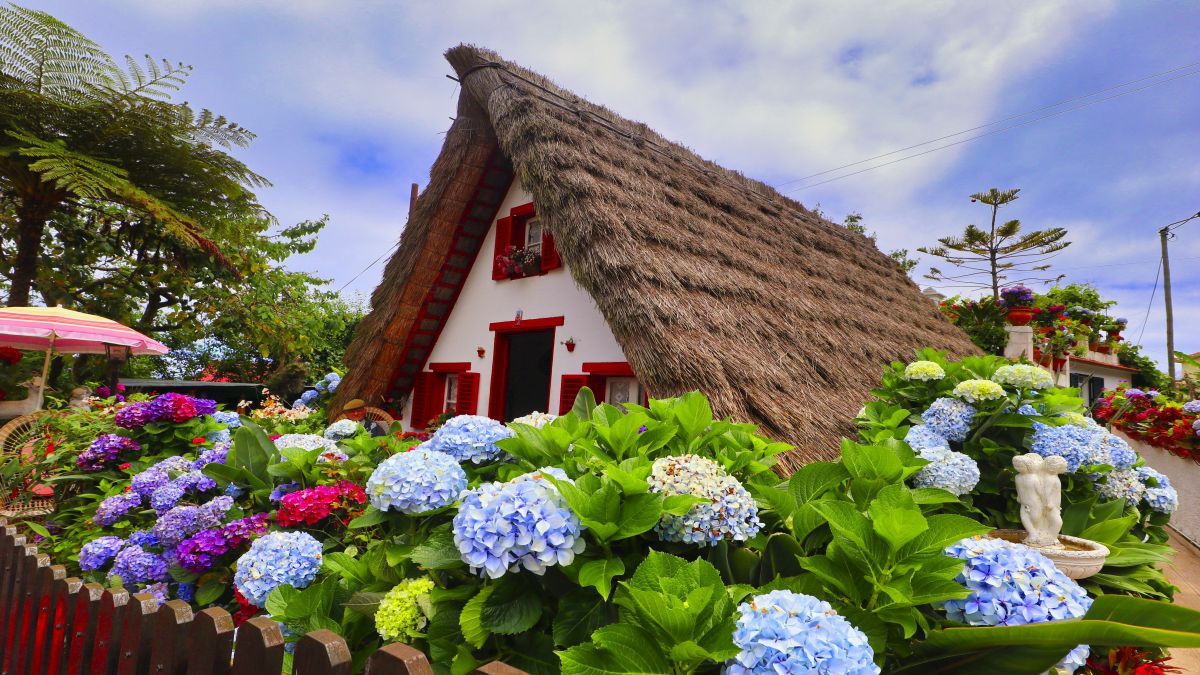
xmin=0 ymin=307 xmax=169 ymax=383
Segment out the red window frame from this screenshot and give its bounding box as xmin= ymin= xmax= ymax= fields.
xmin=558 ymin=362 xmax=645 ymax=413
xmin=411 ymin=362 xmax=479 ymax=428
xmin=492 ymin=202 xmax=562 ymax=280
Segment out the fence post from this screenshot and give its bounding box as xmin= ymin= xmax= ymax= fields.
xmin=365 ymin=643 xmax=435 ymax=675
xmin=115 ymin=591 xmax=160 ymax=675
xmin=148 ymin=599 xmax=194 ymax=675
xmin=89 ymin=587 xmax=130 ymax=673
xmin=27 ymin=562 xmax=66 ymax=674
xmin=10 ymin=548 xmax=50 ymax=675
xmin=294 ymin=629 xmax=352 ymax=675
xmin=65 ymin=582 xmax=105 ymax=675
xmin=230 ymin=616 xmax=284 ymax=675
xmin=46 ymin=575 xmax=83 ymax=675
xmin=184 ymin=607 xmax=235 ymax=675
xmin=472 ymin=662 xmax=529 ymax=675
xmin=0 ymin=523 xmax=24 ymax=664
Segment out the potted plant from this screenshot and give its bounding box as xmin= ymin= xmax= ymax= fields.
xmin=1035 ymin=320 xmax=1075 ymax=372
xmin=493 ymin=245 xmax=543 ymax=279
xmin=1108 ymin=317 xmax=1128 ymax=343
xmin=999 ymin=285 xmax=1036 ymax=326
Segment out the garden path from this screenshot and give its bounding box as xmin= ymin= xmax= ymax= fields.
xmin=1165 ymin=527 xmax=1200 ymax=672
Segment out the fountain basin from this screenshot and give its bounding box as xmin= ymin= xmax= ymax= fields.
xmin=988 ymin=529 xmax=1109 ymax=579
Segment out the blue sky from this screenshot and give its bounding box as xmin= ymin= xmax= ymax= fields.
xmin=31 ymin=1 xmax=1200 ymax=371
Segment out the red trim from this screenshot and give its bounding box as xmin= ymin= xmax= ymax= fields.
xmin=489 ymin=316 xmax=565 ymax=332
xmin=511 ymin=201 xmax=536 ymax=218
xmin=1071 ymin=355 xmax=1139 ymax=372
xmin=582 ymin=361 xmax=635 ymax=377
xmin=456 ymin=372 xmax=480 ymax=415
xmin=559 ymin=374 xmax=588 ymax=414
xmin=429 ymin=362 xmax=472 ymax=373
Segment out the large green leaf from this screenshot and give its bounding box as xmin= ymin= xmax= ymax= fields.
xmin=481 ymin=577 xmax=543 ymax=635
xmin=840 ymin=440 xmax=903 ymax=483
xmin=410 ymin=529 xmax=463 ymax=570
xmin=553 ymin=589 xmax=609 ymax=647
xmin=578 ymin=558 xmax=626 ymax=600
xmin=787 ymin=461 xmax=849 ymax=505
xmin=867 ymin=484 xmax=928 ymax=551
xmin=459 ymin=586 xmax=493 ymax=648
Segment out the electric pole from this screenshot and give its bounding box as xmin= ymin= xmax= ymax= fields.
xmin=1160 ymin=225 xmax=1175 ymax=383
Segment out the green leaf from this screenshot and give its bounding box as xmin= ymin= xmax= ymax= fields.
xmin=460 ymin=586 xmax=493 ymax=649
xmin=265 ymin=584 xmax=303 ymax=620
xmin=788 ymin=461 xmax=850 ymax=504
xmin=342 ymin=591 xmax=387 ymax=618
xmin=481 ymin=577 xmax=543 ymax=635
xmin=614 ymin=493 xmax=664 ymax=539
xmin=410 ymin=529 xmax=463 ymax=570
xmin=1080 ymin=515 xmax=1137 ymax=546
xmin=323 ymin=552 xmax=371 ymax=585
xmin=868 ymin=484 xmax=928 ymax=551
xmin=195 ymin=579 xmax=226 ymax=606
xmin=661 ymin=494 xmax=706 ymax=516
xmin=840 ymin=439 xmax=903 ymax=483
xmin=347 ymin=506 xmax=388 ymax=529
xmin=910 ymin=487 xmax=962 ymax=504
xmin=552 ymin=589 xmax=608 ymax=647
xmin=561 ymin=624 xmax=672 ymax=675
xmin=571 ymin=387 xmax=598 ymax=420
xmin=578 ymin=558 xmax=626 ymax=600
xmin=24 ymin=522 xmax=51 ymax=540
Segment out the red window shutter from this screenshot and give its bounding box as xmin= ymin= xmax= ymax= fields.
xmin=542 ymin=230 xmax=561 ymax=270
xmin=410 ymin=372 xmax=438 ymax=429
xmin=559 ymin=375 xmax=588 ymax=415
xmin=493 ymin=216 xmax=514 ymax=280
xmin=587 ymin=375 xmax=607 ymax=403
xmin=455 ymin=372 xmax=480 ymax=415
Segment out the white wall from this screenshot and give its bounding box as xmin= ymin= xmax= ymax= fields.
xmin=401 ymin=182 xmax=628 ymax=427
xmin=1115 ymin=431 xmax=1200 ymax=548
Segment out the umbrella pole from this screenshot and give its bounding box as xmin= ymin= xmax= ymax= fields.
xmin=39 ymin=333 xmax=54 ymax=386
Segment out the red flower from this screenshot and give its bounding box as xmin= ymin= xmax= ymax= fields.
xmin=269 ymin=434 xmax=281 ymax=441
xmin=232 ymin=589 xmax=259 ymax=626
xmin=0 ymin=346 xmax=21 ymax=365
xmin=275 ymin=481 xmax=367 ymax=527
xmin=119 ymin=462 xmax=131 ymax=470
xmin=192 ymin=437 xmax=206 ymax=444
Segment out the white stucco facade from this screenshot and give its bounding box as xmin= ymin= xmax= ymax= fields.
xmin=400 ymin=181 xmax=628 ymax=428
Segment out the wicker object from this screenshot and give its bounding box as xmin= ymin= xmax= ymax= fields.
xmin=0 ymin=411 xmax=55 ymax=518
xmin=338 ymin=406 xmax=395 ymax=428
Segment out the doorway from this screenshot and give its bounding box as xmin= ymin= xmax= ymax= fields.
xmin=492 ymin=328 xmax=554 ymax=421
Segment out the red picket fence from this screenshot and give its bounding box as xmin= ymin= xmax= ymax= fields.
xmin=0 ymin=520 xmax=527 ymax=675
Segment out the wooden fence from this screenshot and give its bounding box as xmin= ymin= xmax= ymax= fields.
xmin=0 ymin=520 xmax=527 ymax=675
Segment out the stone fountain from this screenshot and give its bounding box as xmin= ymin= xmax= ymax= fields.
xmin=989 ymin=452 xmax=1109 ymax=579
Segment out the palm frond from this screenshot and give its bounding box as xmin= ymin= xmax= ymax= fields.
xmin=0 ymin=3 xmax=117 ymax=102
xmin=8 ymin=128 xmax=129 ymax=200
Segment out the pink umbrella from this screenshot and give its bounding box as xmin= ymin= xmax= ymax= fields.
xmin=0 ymin=307 xmax=169 ymax=387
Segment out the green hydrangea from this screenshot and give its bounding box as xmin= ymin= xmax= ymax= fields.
xmin=903 ymin=360 xmax=945 ymax=381
xmin=375 ymin=577 xmax=435 ymax=641
xmin=952 ymin=379 xmax=1006 ymax=403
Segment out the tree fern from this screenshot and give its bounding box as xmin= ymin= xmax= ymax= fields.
xmin=0 ymin=3 xmax=116 ymax=102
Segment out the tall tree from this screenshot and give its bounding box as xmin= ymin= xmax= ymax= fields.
xmin=0 ymin=4 xmax=265 ymax=305
xmin=919 ymin=188 xmax=1070 ymax=300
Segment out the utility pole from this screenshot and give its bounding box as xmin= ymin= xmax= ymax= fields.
xmin=1160 ymin=225 xmax=1175 ymax=383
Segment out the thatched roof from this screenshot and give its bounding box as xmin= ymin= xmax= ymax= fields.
xmin=336 ymin=45 xmax=979 ymax=471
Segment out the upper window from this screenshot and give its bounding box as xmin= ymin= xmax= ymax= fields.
xmin=605 ymin=377 xmax=640 ymax=406
xmin=444 ymin=373 xmax=459 ymax=413
xmin=492 ymin=203 xmax=561 ymax=280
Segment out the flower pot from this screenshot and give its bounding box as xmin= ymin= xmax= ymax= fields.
xmin=1096 ymin=344 xmax=1111 ymax=354
xmin=1006 ymin=307 xmax=1035 ymax=326
xmin=1088 ymin=342 xmax=1100 ymax=352
xmin=1108 ymin=330 xmax=1122 ymax=342
xmin=1037 ymin=326 xmax=1054 ymax=335
xmin=1052 ymin=357 xmax=1067 ymax=371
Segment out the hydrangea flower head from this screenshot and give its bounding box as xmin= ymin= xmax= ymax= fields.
xmin=213 ymin=410 xmax=242 ymax=428
xmin=992 ymin=364 xmax=1054 ymax=390
xmin=453 ymin=470 xmax=584 ymax=578
xmin=1183 ymin=400 xmax=1200 ymax=414
xmin=323 ymin=419 xmax=359 ymax=440
xmin=921 ymin=398 xmax=977 ymax=442
xmin=942 ymin=536 xmax=1091 ymax=673
xmin=270 ymin=482 xmax=301 ymax=503
xmin=176 ymin=514 xmax=271 ymax=574
xmin=911 ymin=450 xmax=980 ymax=496
xmin=728 ymin=590 xmax=878 ymax=675
xmin=904 ymin=425 xmax=950 ymax=454
xmin=428 ymin=415 xmax=514 ymax=464
xmin=511 ymin=411 xmax=558 ymax=428
xmin=108 ymin=545 xmax=169 ymax=585
xmin=153 ymin=496 xmax=234 ymax=550
xmin=193 ymin=444 xmax=230 ymax=469
xmin=366 ymin=446 xmax=466 ymax=514
xmin=79 ymin=536 xmax=125 ymax=570
xmin=114 ymin=402 xmax=154 ymax=429
xmin=1017 ymin=404 xmax=1040 ymax=416
xmin=953 ymin=379 xmax=1007 ymax=403
xmin=1125 ymin=388 xmax=1145 ymax=398
xmin=147 ymin=392 xmax=217 ymax=423
xmin=127 ymin=530 xmax=158 ymax=548
xmin=316 ymin=449 xmax=349 ymax=464
xmin=275 ymin=481 xmax=366 ymax=527
xmin=375 ymin=577 xmax=435 ymax=641
xmin=77 ymin=434 xmax=141 ymax=471
xmin=130 ymin=456 xmax=193 ymax=499
xmin=903 ymin=360 xmax=945 ymax=381
xmin=94 ymin=492 xmax=142 ymax=526
xmin=273 ymin=434 xmax=340 ymax=454
xmin=1097 ymin=434 xmax=1136 ymax=469
xmin=1030 ymin=422 xmax=1106 ymax=473
xmin=1095 ymin=468 xmax=1146 ymax=506
xmin=648 ymin=455 xmax=762 ymax=546
xmin=233 ymin=531 xmax=324 ymax=606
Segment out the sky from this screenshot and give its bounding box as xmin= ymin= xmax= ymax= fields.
xmin=29 ymin=0 xmax=1200 ymax=371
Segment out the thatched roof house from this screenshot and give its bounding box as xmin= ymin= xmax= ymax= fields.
xmin=336 ymin=45 xmax=978 ymax=470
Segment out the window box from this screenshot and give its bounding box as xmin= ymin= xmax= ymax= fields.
xmin=492 ymin=203 xmax=561 ymax=280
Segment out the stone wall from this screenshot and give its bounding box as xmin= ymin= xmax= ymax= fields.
xmin=1116 ymin=430 xmax=1200 ymax=548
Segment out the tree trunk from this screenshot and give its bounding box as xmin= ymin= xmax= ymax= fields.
xmin=7 ymin=202 xmax=52 ymax=306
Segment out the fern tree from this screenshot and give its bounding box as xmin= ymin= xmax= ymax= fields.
xmin=919 ymin=188 xmax=1070 ymax=301
xmin=0 ymin=4 xmax=266 ymax=305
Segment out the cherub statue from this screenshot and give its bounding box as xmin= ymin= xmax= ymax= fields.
xmin=1013 ymin=453 xmax=1066 ymax=549
xmin=69 ymin=386 xmax=92 ymax=410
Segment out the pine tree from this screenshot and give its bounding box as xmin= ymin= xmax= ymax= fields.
xmin=919 ymin=188 xmax=1069 ymax=300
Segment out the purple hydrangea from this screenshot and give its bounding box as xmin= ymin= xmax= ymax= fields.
xmin=999 ymin=284 xmax=1035 ymax=307
xmin=149 ymin=482 xmax=187 ymax=513
xmin=176 ymin=514 xmax=271 ymax=574
xmin=270 ymin=482 xmax=301 ymax=503
xmin=93 ymin=492 xmax=142 ymax=526
xmin=76 ymin=434 xmax=141 ymax=471
xmin=79 ymin=536 xmax=126 ymax=571
xmin=139 ymin=582 xmax=169 ymax=604
xmin=153 ymin=496 xmax=234 ymax=550
xmin=114 ymin=402 xmax=154 ymax=429
xmin=147 ymin=393 xmax=218 ymax=423
xmin=1182 ymin=400 xmax=1200 ymax=414
xmin=193 ymin=444 xmax=230 ymax=469
xmin=131 ymin=457 xmax=194 ymax=500
xmin=127 ymin=530 xmax=158 ymax=548
xmin=109 ymin=545 xmax=169 ymax=585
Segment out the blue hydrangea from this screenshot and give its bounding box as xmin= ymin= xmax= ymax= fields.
xmin=1136 ymin=467 xmax=1178 ymax=514
xmin=270 ymin=482 xmax=301 ymax=503
xmin=921 ymin=398 xmax=977 ymax=442
xmin=1183 ymin=400 xmax=1200 ymax=414
xmin=323 ymin=419 xmax=359 ymax=440
xmin=108 ymin=545 xmax=169 ymax=585
xmin=175 ymin=582 xmax=194 ymax=603
xmin=910 ymin=448 xmax=980 ymax=496
xmin=942 ymin=536 xmax=1090 ymax=673
xmin=225 ymin=483 xmax=246 ymax=499
xmin=1135 ymin=466 xmax=1171 ymax=489
xmin=206 ymin=429 xmax=231 ymax=444
xmin=648 ymin=455 xmax=761 ymax=546
xmin=153 ymin=496 xmax=234 ymax=550
xmin=128 ymin=530 xmax=158 ymax=548
xmin=131 ymin=456 xmax=194 ymax=500
xmin=428 ymin=415 xmax=514 ymax=464
xmin=904 ymin=425 xmax=950 ymax=454
xmin=150 ymin=482 xmax=187 ymax=513
xmin=94 ymin=492 xmax=142 ymax=526
xmin=1030 ymin=423 xmax=1101 ymax=473
xmin=79 ymin=536 xmax=125 ymax=571
xmin=234 ymin=531 xmax=324 ymax=606
xmin=1017 ymin=404 xmax=1040 ymax=416
xmin=366 ymin=446 xmax=466 ymax=514
xmin=1098 ymin=434 xmax=1137 ymax=469
xmin=728 ymin=590 xmax=878 ymax=675
xmin=213 ymin=411 xmax=242 ymax=428
xmin=1095 ymin=468 xmax=1145 ymax=506
xmin=453 ymin=470 xmax=585 ymax=578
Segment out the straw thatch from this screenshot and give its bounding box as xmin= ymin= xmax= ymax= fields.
xmin=337 ymin=45 xmax=979 ymax=471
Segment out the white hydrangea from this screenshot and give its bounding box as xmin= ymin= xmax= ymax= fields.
xmin=991 ymin=364 xmax=1054 ymax=390
xmin=511 ymin=411 xmax=558 ymax=429
xmin=952 ymin=379 xmax=1006 ymax=403
xmin=903 ymin=361 xmax=946 ymax=381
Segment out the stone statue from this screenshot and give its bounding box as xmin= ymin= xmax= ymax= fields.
xmin=1013 ymin=453 xmax=1066 ymax=549
xmin=69 ymin=387 xmax=92 ymax=410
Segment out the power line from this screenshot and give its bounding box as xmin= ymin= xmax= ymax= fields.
xmin=783 ymin=68 xmax=1200 ymax=192
xmin=775 ymin=61 xmax=1200 ymax=188
xmin=1135 ymin=257 xmax=1162 ymax=347
xmin=336 ymin=243 xmax=398 ymax=293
